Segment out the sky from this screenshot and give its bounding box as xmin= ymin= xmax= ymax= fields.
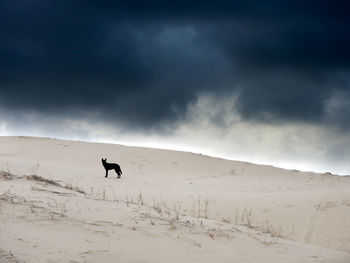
xmin=0 ymin=1 xmax=349 ymax=175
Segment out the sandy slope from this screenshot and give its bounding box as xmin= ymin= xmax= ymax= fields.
xmin=0 ymin=136 xmax=349 ymax=262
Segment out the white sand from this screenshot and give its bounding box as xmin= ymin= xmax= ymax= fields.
xmin=0 ymin=136 xmax=349 ymax=263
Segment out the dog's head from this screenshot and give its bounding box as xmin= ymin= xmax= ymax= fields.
xmin=101 ymin=158 xmax=107 ymax=164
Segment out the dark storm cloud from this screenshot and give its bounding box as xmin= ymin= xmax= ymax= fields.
xmin=0 ymin=1 xmax=349 ymax=129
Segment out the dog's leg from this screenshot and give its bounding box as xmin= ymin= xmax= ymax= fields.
xmin=115 ymin=169 xmax=121 ymax=178
xmin=105 ymin=170 xmax=108 ymax=178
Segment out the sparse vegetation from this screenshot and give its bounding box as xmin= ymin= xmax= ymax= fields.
xmin=0 ymin=169 xmax=291 ymax=250
xmin=197 ymin=196 xmax=201 ymax=218
xmin=137 ymin=192 xmax=144 ymax=206
xmin=64 ymin=183 xmax=86 ymax=194
xmin=204 ymin=194 xmax=209 ymax=219
xmin=153 ymin=198 xmax=162 ymax=214
xmin=242 ymin=208 xmax=253 ymax=228
xmin=25 ymin=174 xmax=61 ymax=187
xmin=0 ymin=171 xmax=15 ymax=180
xmin=174 ymin=204 xmax=181 ymax=220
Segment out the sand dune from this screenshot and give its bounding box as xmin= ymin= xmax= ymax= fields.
xmin=0 ymin=136 xmax=349 ymax=262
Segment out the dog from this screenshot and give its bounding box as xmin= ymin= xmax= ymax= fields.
xmin=101 ymin=158 xmax=122 ymax=178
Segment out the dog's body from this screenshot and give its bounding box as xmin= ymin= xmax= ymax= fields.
xmin=102 ymin=158 xmax=122 ymax=178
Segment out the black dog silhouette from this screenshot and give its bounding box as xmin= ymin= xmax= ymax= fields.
xmin=102 ymin=158 xmax=122 ymax=178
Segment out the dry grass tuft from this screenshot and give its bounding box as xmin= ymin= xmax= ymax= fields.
xmin=0 ymin=171 xmax=16 ymax=180
xmin=25 ymin=174 xmax=86 ymax=194
xmin=64 ymin=183 xmax=86 ymax=194
xmin=25 ymin=174 xmax=61 ymax=187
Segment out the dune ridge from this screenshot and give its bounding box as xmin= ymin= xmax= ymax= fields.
xmin=0 ymin=136 xmax=349 ymax=262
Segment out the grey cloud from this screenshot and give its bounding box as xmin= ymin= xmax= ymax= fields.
xmin=0 ymin=0 xmax=349 ymax=131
